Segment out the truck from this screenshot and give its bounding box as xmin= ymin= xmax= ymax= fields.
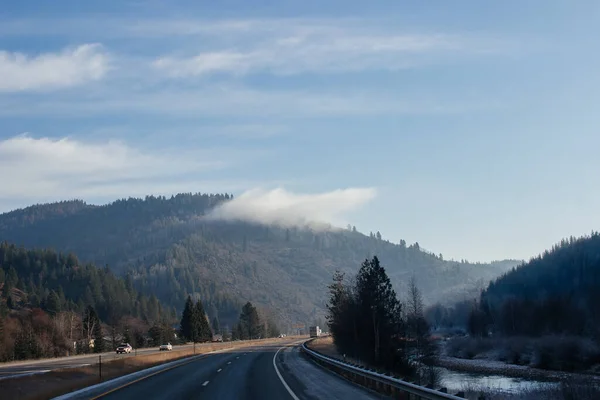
xmin=309 ymin=326 xmax=322 ymax=338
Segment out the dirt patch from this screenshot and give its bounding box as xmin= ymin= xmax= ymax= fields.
xmin=0 ymin=337 xmax=303 ymax=400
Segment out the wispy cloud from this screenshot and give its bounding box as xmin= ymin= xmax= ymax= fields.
xmin=0 ymin=84 xmax=496 ymax=118
xmin=0 ymin=44 xmax=109 ymax=92
xmin=0 ymin=135 xmax=237 ymax=201
xmin=206 ymin=187 xmax=377 ymax=229
xmin=152 ymin=28 xmax=469 ymax=77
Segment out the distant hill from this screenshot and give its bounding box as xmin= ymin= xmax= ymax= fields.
xmin=479 ymin=233 xmax=600 ymax=337
xmin=0 ymin=193 xmax=519 ymax=329
xmin=0 ymin=242 xmax=169 ymax=323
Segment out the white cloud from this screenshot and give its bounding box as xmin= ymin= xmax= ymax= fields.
xmin=0 ymin=135 xmax=233 ymax=201
xmin=0 ymin=44 xmax=109 ymax=92
xmin=206 ymin=187 xmax=377 ymax=229
xmin=152 ymin=32 xmax=465 ymax=77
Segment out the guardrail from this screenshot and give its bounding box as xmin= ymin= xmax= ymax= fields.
xmin=301 ymin=341 xmax=465 ymax=400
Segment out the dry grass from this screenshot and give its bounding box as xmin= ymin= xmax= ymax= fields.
xmin=305 ymin=336 xmax=365 ymax=366
xmin=306 ymin=336 xmax=339 ymax=358
xmin=0 ymin=336 xmax=303 ymax=400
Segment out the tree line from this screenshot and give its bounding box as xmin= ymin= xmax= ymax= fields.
xmin=0 ymin=242 xmax=177 ymax=361
xmin=178 ymin=297 xmax=281 ymax=342
xmin=326 ymin=256 xmax=435 ymax=382
xmin=466 ymin=232 xmax=600 ymax=339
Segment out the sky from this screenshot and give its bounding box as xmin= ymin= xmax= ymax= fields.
xmin=1 ymin=1 xmax=600 ymax=262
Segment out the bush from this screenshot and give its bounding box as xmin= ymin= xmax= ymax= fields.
xmin=531 ymin=336 xmax=600 ymax=371
xmin=445 ymin=337 xmax=494 ymax=359
xmin=498 ymin=337 xmax=530 ymax=365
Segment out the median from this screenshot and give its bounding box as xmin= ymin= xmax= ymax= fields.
xmin=0 ymin=337 xmax=300 ymax=400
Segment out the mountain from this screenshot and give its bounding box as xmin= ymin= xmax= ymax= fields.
xmin=0 ymin=193 xmax=519 ymax=329
xmin=478 ymin=233 xmax=600 ymax=338
xmin=0 ymin=242 xmax=169 ymax=323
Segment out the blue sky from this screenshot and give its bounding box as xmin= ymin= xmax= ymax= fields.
xmin=1 ymin=1 xmax=599 ymax=262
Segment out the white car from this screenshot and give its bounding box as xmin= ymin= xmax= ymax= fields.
xmin=116 ymin=343 xmax=133 ymax=354
xmin=159 ymin=343 xmax=173 ymax=351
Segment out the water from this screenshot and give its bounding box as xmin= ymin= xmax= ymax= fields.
xmin=437 ymin=367 xmax=558 ymax=395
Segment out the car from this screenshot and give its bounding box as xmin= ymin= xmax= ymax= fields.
xmin=159 ymin=343 xmax=173 ymax=351
xmin=116 ymin=343 xmax=133 ymax=354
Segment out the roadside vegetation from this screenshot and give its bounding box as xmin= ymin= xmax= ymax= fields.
xmin=0 ymin=242 xmax=283 ymax=363
xmin=325 ymin=256 xmax=438 ymax=385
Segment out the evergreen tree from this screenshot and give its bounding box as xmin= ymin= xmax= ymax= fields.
xmin=212 ymin=316 xmax=220 ymax=335
xmin=194 ymin=300 xmax=212 ymax=342
xmin=266 ymin=317 xmax=280 ymax=338
xmin=326 ymin=270 xmax=358 ymax=357
xmin=238 ymin=302 xmax=262 ymax=339
xmin=45 ymin=290 xmax=61 ymax=316
xmin=354 ymin=256 xmax=403 ymax=366
xmin=179 ymin=296 xmax=194 ymax=342
xmin=93 ymin=318 xmax=104 ymax=353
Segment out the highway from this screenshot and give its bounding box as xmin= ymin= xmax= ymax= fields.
xmin=0 ymin=343 xmax=195 ymax=380
xmin=55 ymin=342 xmax=384 ymax=399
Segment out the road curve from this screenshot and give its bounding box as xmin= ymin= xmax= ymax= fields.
xmin=58 ymin=342 xmax=383 ymax=400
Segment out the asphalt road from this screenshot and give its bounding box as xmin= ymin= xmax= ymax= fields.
xmin=0 ymin=344 xmax=195 ymax=380
xmin=63 ymin=342 xmax=383 ymax=400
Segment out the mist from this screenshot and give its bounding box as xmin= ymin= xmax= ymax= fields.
xmin=205 ymin=187 xmax=376 ymax=229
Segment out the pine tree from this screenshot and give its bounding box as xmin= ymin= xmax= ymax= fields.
xmin=238 ymin=302 xmax=262 ymax=339
xmin=45 ymin=290 xmax=61 ymax=316
xmin=93 ymin=318 xmax=104 ymax=353
xmin=180 ymin=296 xmax=194 ymax=342
xmin=212 ymin=316 xmax=220 ymax=335
xmin=355 ymin=256 xmax=403 ymax=367
xmin=194 ymin=300 xmax=212 ymax=342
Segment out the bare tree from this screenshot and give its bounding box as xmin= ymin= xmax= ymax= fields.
xmin=407 ymin=276 xmax=424 ymax=319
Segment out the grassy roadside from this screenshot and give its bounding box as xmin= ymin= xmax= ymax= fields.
xmin=305 ymin=336 xmax=365 ymax=366
xmin=0 ymin=337 xmax=303 ymax=400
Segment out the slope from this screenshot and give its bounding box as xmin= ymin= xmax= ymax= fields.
xmin=0 ymin=193 xmax=519 ymax=328
xmin=480 ymin=232 xmax=600 ymax=337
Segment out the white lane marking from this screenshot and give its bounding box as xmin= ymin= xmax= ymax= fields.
xmin=227 ymin=361 xmax=231 ymax=364
xmin=236 ymin=356 xmax=239 ymax=359
xmin=202 ymin=381 xmax=209 ymax=386
xmin=273 ymin=346 xmax=300 ymax=400
xmin=217 ymin=368 xmax=222 ymax=372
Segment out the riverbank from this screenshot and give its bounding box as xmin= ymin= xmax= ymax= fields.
xmin=438 ymin=355 xmax=600 ymax=384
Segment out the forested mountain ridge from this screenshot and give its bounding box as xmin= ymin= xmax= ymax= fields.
xmin=0 ymin=193 xmax=519 ymax=329
xmin=0 ymin=242 xmax=169 ymax=323
xmin=478 ymin=232 xmax=600 ymax=338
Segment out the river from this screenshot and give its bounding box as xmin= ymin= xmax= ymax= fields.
xmin=437 ymin=366 xmax=559 ymax=396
